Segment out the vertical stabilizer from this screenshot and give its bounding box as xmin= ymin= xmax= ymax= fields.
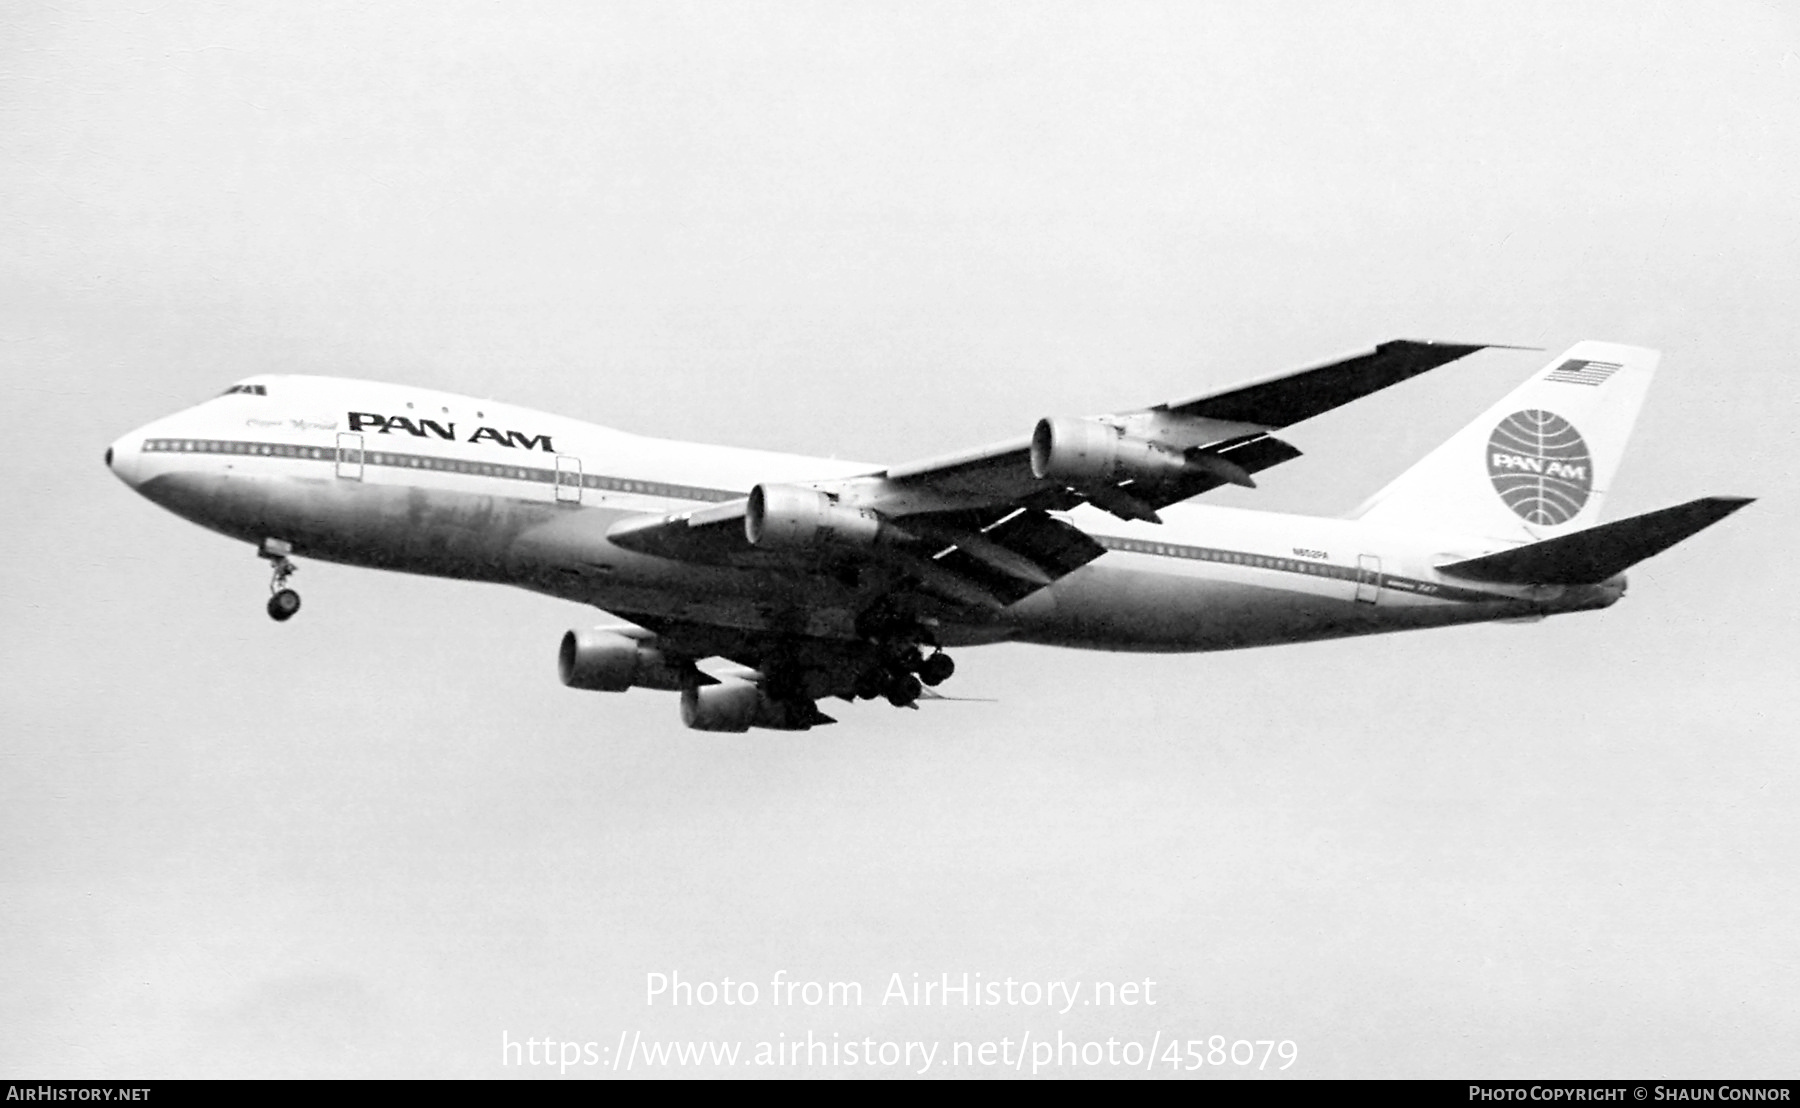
xmin=1355 ymin=342 xmax=1657 ymax=542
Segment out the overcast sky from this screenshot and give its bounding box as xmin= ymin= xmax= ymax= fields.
xmin=3 ymin=0 xmax=1795 ymax=1078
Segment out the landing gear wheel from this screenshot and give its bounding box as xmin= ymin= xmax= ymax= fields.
xmin=853 ymin=669 xmax=886 ymax=701
xmin=917 ymin=652 xmax=955 ymax=687
xmin=267 ymin=589 xmax=301 ymax=622
xmin=884 ymin=673 xmax=922 ymax=707
xmin=260 ymin=541 xmax=301 ymax=621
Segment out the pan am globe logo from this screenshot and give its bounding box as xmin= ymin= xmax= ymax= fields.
xmin=1486 ymin=410 xmax=1593 ymax=525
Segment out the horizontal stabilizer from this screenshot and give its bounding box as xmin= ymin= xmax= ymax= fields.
xmin=1437 ymin=496 xmax=1753 ymax=585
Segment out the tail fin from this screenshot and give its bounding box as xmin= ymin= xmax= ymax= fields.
xmin=1437 ymin=496 xmax=1753 ymax=584
xmin=1356 ymin=341 xmax=1657 ymax=542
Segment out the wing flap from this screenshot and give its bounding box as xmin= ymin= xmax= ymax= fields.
xmin=926 ymin=508 xmax=1107 ymax=605
xmin=1125 ymin=433 xmax=1305 ymax=514
xmin=603 ymin=501 xmax=1099 ymax=614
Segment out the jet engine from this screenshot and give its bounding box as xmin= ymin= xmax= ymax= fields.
xmin=1029 ymin=417 xmax=1193 ymax=485
xmin=679 ymin=678 xmax=825 ymax=732
xmin=744 ymin=483 xmax=885 ymax=549
xmin=557 ymin=629 xmax=687 ymax=692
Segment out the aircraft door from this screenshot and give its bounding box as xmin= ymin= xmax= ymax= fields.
xmin=555 ymin=454 xmax=582 ymax=504
xmin=1355 ymin=554 xmax=1381 ymax=605
xmin=335 ymin=433 xmax=364 ymax=480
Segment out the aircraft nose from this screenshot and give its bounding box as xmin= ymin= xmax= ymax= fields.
xmin=106 ymin=432 xmax=145 ymax=488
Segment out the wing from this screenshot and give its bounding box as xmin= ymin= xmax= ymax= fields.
xmin=607 ymin=339 xmax=1495 ymax=612
xmin=876 ymin=338 xmax=1492 ymax=520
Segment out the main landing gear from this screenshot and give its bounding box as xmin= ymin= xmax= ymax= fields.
xmin=259 ymin=538 xmax=301 ymax=622
xmin=851 ymin=607 xmax=957 ymax=708
xmin=851 ymin=641 xmax=957 ymax=708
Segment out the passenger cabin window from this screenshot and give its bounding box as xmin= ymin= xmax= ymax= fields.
xmin=218 ymin=384 xmax=267 ymax=396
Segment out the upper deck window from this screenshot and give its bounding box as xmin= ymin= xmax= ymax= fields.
xmin=219 ymin=384 xmax=268 ymax=396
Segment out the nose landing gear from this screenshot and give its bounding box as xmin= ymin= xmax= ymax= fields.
xmin=259 ymin=539 xmax=301 ymax=622
xmin=267 ymin=587 xmax=301 ymax=621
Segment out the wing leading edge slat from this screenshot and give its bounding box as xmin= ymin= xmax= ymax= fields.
xmin=1159 ymin=340 xmax=1492 ymax=425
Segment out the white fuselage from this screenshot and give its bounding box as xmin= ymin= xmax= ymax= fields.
xmin=107 ymin=375 xmax=1622 ymax=653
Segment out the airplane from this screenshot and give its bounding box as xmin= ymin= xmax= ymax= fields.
xmin=105 ymin=339 xmax=1750 ymax=732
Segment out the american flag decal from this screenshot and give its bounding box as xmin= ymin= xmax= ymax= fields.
xmin=1545 ymin=358 xmax=1624 ymax=386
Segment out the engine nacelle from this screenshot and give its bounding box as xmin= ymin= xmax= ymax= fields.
xmin=679 ymin=679 xmax=762 ymax=732
xmin=745 ymin=484 xmax=884 ymax=549
xmin=1029 ymin=416 xmax=1191 ymax=486
xmin=680 ymin=679 xmax=823 ymax=732
xmin=558 ymin=629 xmax=686 ymax=692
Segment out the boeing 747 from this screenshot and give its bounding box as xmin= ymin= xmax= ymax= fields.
xmin=105 ymin=340 xmax=1750 ymax=731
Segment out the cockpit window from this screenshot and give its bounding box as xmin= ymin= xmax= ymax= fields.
xmin=219 ymin=384 xmax=268 ymax=396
